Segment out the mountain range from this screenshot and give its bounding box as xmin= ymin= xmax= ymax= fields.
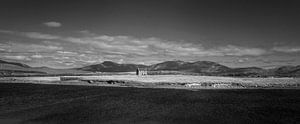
xmin=1 ymin=59 xmax=299 ymax=77
xmin=0 ymin=60 xmax=87 ymax=76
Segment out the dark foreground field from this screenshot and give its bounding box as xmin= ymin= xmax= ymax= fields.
xmin=0 ymin=83 xmax=299 ymax=124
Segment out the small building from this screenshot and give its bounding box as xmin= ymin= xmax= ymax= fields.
xmin=136 ymin=68 xmax=147 ymax=76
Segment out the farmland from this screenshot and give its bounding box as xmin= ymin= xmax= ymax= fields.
xmin=0 ymin=83 xmax=300 ymax=124
xmin=1 ymin=75 xmax=300 ymax=89
xmin=1 ymin=75 xmax=299 ymax=123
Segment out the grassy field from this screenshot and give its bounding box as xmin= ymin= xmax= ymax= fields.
xmin=0 ymin=83 xmax=300 ymax=124
xmin=1 ymin=75 xmax=300 ymax=89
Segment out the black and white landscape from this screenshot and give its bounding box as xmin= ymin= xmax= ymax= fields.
xmin=0 ymin=0 xmax=300 ymax=124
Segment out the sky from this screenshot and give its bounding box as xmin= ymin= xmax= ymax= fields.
xmin=0 ymin=0 xmax=300 ymax=68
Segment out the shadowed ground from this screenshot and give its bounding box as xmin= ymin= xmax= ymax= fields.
xmin=0 ymin=83 xmax=299 ymax=124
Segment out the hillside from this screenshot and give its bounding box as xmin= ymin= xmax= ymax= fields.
xmin=273 ymin=65 xmax=300 ymax=77
xmin=1 ymin=59 xmax=299 ymax=77
xmin=148 ymin=61 xmax=231 ymax=74
xmin=79 ymin=61 xmax=147 ymax=72
xmin=0 ymin=60 xmax=87 ymax=76
xmin=79 ymin=60 xmax=300 ymax=77
xmin=79 ymin=60 xmax=231 ymax=74
xmin=0 ymin=60 xmax=31 ymax=68
xmin=220 ymin=67 xmax=267 ymax=77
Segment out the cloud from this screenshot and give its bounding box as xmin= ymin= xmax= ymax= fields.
xmin=78 ymin=30 xmax=96 ymax=36
xmin=31 ymin=54 xmax=44 ymax=58
xmin=94 ymin=35 xmax=115 ymax=41
xmin=255 ymin=58 xmax=272 ymax=64
xmin=2 ymin=30 xmax=269 ymax=57
xmin=61 ymin=35 xmax=268 ymax=58
xmin=57 ymin=51 xmax=76 ymax=54
xmin=0 ymin=30 xmax=61 ymax=40
xmin=57 ymin=51 xmax=78 ymax=56
xmin=43 ymin=21 xmax=62 ymax=27
xmin=0 ymin=42 xmax=63 ymax=53
xmin=23 ymin=32 xmax=60 ymax=40
xmin=84 ymin=60 xmax=98 ymax=64
xmin=0 ymin=43 xmax=9 ymax=52
xmin=63 ymin=61 xmax=74 ymax=66
xmin=0 ymin=29 xmax=271 ymax=67
xmin=3 ymin=55 xmax=31 ymax=60
xmin=236 ymin=58 xmax=249 ymax=63
xmin=214 ymin=45 xmax=267 ymax=56
xmin=0 ymin=29 xmax=14 ymax=34
xmin=22 ymin=44 xmax=63 ymax=52
xmin=272 ymin=46 xmax=300 ymax=53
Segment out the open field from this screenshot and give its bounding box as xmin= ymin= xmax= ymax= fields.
xmin=1 ymin=75 xmax=300 ymax=89
xmin=0 ymin=83 xmax=300 ymax=124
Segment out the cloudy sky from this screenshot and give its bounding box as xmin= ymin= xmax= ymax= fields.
xmin=0 ymin=0 xmax=300 ymax=68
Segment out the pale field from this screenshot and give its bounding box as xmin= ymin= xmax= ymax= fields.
xmin=1 ymin=75 xmax=300 ymax=86
xmin=13 ymin=76 xmax=61 ymax=81
xmin=77 ymin=75 xmax=247 ymax=83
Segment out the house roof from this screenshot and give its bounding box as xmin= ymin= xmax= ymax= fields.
xmin=137 ymin=68 xmax=148 ymax=71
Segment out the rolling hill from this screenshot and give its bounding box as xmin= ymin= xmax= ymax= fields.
xmin=1 ymin=59 xmax=299 ymax=77
xmin=78 ymin=61 xmax=147 ymax=72
xmin=148 ymin=60 xmax=231 ymax=74
xmin=220 ymin=67 xmax=267 ymax=77
xmin=78 ymin=60 xmax=231 ymax=74
xmin=79 ymin=60 xmax=300 ymax=77
xmin=0 ymin=60 xmax=87 ymax=76
xmin=273 ymin=65 xmax=300 ymax=77
xmin=0 ymin=59 xmax=31 ymax=68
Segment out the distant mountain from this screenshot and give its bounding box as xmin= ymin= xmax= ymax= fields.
xmin=0 ymin=60 xmax=31 ymax=68
xmin=0 ymin=59 xmax=87 ymax=76
xmin=78 ymin=61 xmax=147 ymax=72
xmin=273 ymin=65 xmax=300 ymax=77
xmin=1 ymin=59 xmax=299 ymax=77
xmin=79 ymin=60 xmax=300 ymax=77
xmin=221 ymin=67 xmax=267 ymax=77
xmin=0 ymin=60 xmax=43 ymax=76
xmin=148 ymin=61 xmax=231 ymax=74
xmin=79 ymin=60 xmax=231 ymax=74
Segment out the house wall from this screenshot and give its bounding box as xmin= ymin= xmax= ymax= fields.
xmin=136 ymin=68 xmax=147 ymax=76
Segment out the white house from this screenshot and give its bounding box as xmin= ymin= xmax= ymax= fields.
xmin=136 ymin=68 xmax=147 ymax=76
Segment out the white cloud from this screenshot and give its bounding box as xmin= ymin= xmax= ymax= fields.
xmin=0 ymin=30 xmax=60 ymax=40
xmin=42 ymin=41 xmax=61 ymax=46
xmin=0 ymin=29 xmax=271 ymax=67
xmin=84 ymin=60 xmax=98 ymax=64
xmin=0 ymin=29 xmax=14 ymax=34
xmin=57 ymin=51 xmax=78 ymax=56
xmin=43 ymin=21 xmax=62 ymax=27
xmin=24 ymin=44 xmax=63 ymax=52
xmin=272 ymin=46 xmax=300 ymax=53
xmin=63 ymin=62 xmax=74 ymax=66
xmin=84 ymin=51 xmax=94 ymax=54
xmin=0 ymin=43 xmax=9 ymax=52
xmin=31 ymin=54 xmax=44 ymax=58
xmin=94 ymin=35 xmax=115 ymax=41
xmin=23 ymin=32 xmax=60 ymax=40
xmin=78 ymin=30 xmax=96 ymax=36
xmin=214 ymin=45 xmax=267 ymax=56
xmin=237 ymin=58 xmax=249 ymax=63
xmin=57 ymin=51 xmax=75 ymax=54
xmin=15 ymin=31 xmax=269 ymax=57
xmin=3 ymin=55 xmax=31 ymax=60
xmin=1 ymin=42 xmax=63 ymax=53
